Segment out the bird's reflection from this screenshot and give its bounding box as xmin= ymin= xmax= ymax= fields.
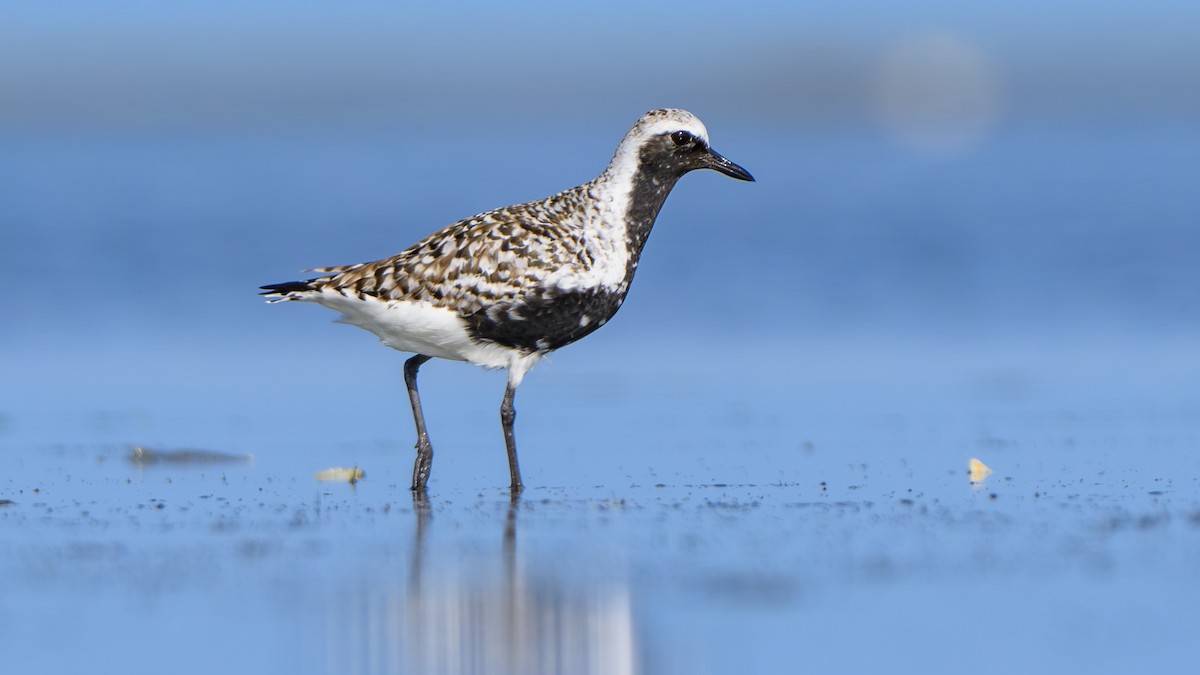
xmin=323 ymin=491 xmax=639 ymax=675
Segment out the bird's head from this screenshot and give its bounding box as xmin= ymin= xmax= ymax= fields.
xmin=607 ymin=108 xmax=754 ymax=183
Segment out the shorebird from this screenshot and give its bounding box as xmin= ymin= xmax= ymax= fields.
xmin=261 ymin=108 xmax=753 ymax=492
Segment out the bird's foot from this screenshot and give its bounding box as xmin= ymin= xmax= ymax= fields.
xmin=410 ymin=436 xmax=433 ymax=491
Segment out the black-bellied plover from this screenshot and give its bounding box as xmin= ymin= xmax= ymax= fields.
xmin=261 ymin=108 xmax=753 ymax=492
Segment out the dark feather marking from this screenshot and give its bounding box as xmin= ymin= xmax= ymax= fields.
xmin=464 ymin=288 xmax=627 ymax=354
xmin=259 ymin=280 xmax=317 ymax=295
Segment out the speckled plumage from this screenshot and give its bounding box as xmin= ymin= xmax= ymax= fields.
xmin=290 ymin=184 xmax=622 ymax=353
xmin=261 ymin=108 xmax=753 ymax=491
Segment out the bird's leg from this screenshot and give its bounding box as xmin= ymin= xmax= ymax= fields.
xmin=500 ymin=383 xmax=524 ymax=493
xmin=404 ymin=354 xmax=434 ymax=491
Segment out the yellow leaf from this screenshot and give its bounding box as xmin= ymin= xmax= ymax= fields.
xmin=314 ymin=467 xmax=365 ymax=483
xmin=968 ymin=457 xmax=992 ymax=483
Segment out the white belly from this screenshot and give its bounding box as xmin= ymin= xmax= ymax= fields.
xmin=311 ymin=289 xmax=513 ymax=368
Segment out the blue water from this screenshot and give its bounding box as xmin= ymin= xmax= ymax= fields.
xmin=3 ymin=4 xmax=1200 ymax=669
xmin=3 ymin=121 xmax=1197 ymax=424
xmin=2 ymin=118 xmax=1198 ymax=674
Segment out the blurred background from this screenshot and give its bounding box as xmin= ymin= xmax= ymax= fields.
xmin=2 ymin=2 xmax=1199 ymax=674
xmin=3 ymin=1 xmax=1197 ymax=385
xmin=1 ymin=0 xmax=1197 ymax=461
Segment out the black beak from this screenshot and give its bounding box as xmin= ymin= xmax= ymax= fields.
xmin=702 ymin=147 xmax=755 ymax=182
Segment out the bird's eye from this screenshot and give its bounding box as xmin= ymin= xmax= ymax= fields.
xmin=670 ymin=130 xmax=694 ymax=147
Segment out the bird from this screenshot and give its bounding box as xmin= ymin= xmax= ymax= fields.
xmin=261 ymin=108 xmax=753 ymax=493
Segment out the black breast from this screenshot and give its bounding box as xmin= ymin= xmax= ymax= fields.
xmin=464 ymin=137 xmax=693 ymax=355
xmin=463 ymin=287 xmax=628 ymax=353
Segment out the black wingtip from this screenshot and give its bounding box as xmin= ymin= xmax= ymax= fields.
xmin=259 ymin=280 xmax=313 ymax=296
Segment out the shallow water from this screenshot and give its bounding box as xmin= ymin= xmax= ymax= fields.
xmin=3 ymin=119 xmax=1200 ymax=673
xmin=4 ymin=351 xmax=1200 ymax=674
